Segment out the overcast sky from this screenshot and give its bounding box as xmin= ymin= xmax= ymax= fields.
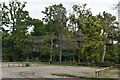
xmin=0 ymin=0 xmax=119 ymax=20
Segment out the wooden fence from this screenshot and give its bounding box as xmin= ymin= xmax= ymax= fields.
xmin=2 ymin=62 xmax=50 ymax=67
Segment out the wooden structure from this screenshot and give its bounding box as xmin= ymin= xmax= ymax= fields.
xmin=95 ymin=66 xmax=113 ymax=77
xmin=105 ymin=36 xmax=114 ymax=45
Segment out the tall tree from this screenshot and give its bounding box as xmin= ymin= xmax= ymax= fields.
xmin=97 ymin=11 xmax=118 ymax=62
xmin=42 ymin=3 xmax=67 ymax=62
xmin=1 ymin=0 xmax=32 ymax=61
xmin=1 ymin=0 xmax=32 ymax=32
xmin=69 ymin=4 xmax=92 ymax=62
xmin=81 ymin=16 xmax=103 ymax=62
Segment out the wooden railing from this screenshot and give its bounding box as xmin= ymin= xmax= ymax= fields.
xmin=95 ymin=66 xmax=113 ymax=77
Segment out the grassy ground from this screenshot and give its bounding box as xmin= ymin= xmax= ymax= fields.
xmin=47 ymin=62 xmax=105 ymax=69
xmin=51 ymin=73 xmax=77 ymax=77
xmin=51 ymin=73 xmax=119 ymax=80
xmin=47 ymin=62 xmax=120 ymax=70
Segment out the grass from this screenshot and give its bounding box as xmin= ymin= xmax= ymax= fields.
xmin=51 ymin=73 xmax=119 ymax=80
xmin=113 ymin=67 xmax=120 ymax=70
xmin=80 ymin=71 xmax=118 ymax=78
xmin=47 ymin=62 xmax=106 ymax=69
xmin=100 ymin=71 xmax=118 ymax=77
xmin=47 ymin=62 xmax=120 ymax=71
xmin=51 ymin=73 xmax=77 ymax=77
xmin=81 ymin=72 xmax=95 ymax=77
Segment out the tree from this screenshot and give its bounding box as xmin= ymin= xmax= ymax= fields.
xmin=68 ymin=4 xmax=92 ymax=62
xmin=81 ymin=16 xmax=103 ymax=62
xmin=97 ymin=11 xmax=118 ymax=63
xmin=1 ymin=0 xmax=32 ymax=32
xmin=1 ymin=0 xmax=32 ymax=61
xmin=42 ymin=3 xmax=67 ymax=62
xmin=31 ymin=19 xmax=47 ymax=36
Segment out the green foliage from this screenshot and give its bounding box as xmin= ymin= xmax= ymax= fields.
xmin=96 ymin=62 xmax=115 ymax=67
xmin=42 ymin=3 xmax=67 ymax=34
xmin=31 ymin=19 xmax=47 ymax=36
xmin=1 ymin=1 xmax=119 ymax=64
xmin=25 ymin=63 xmax=30 ymax=67
xmin=97 ymin=11 xmax=118 ymax=36
xmin=105 ymin=44 xmax=119 ymax=63
xmin=1 ymin=0 xmax=32 ymax=61
xmin=81 ymin=41 xmax=103 ymax=62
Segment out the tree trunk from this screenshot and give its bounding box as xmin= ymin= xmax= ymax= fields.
xmin=59 ymin=50 xmax=62 ymax=62
xmin=72 ymin=55 xmax=75 ymax=63
xmin=102 ymin=44 xmax=106 ymax=63
xmin=77 ymin=50 xmax=80 ymax=62
xmin=59 ymin=32 xmax=62 ymax=62
xmin=77 ymin=41 xmax=81 ymax=62
xmin=50 ymin=37 xmax=53 ymax=62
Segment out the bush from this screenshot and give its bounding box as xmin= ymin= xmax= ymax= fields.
xmin=77 ymin=62 xmax=88 ymax=66
xmin=96 ymin=62 xmax=114 ymax=67
xmin=25 ymin=63 xmax=30 ymax=67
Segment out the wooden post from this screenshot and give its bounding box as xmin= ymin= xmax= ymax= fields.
xmin=97 ymin=71 xmax=99 ymax=77
xmin=95 ymin=71 xmax=98 ymax=77
xmin=95 ymin=67 xmax=112 ymax=78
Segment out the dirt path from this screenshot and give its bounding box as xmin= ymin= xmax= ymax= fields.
xmin=2 ymin=65 xmax=119 ymax=79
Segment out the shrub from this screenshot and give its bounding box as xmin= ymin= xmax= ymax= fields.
xmin=25 ymin=63 xmax=30 ymax=67
xmin=96 ymin=62 xmax=114 ymax=67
